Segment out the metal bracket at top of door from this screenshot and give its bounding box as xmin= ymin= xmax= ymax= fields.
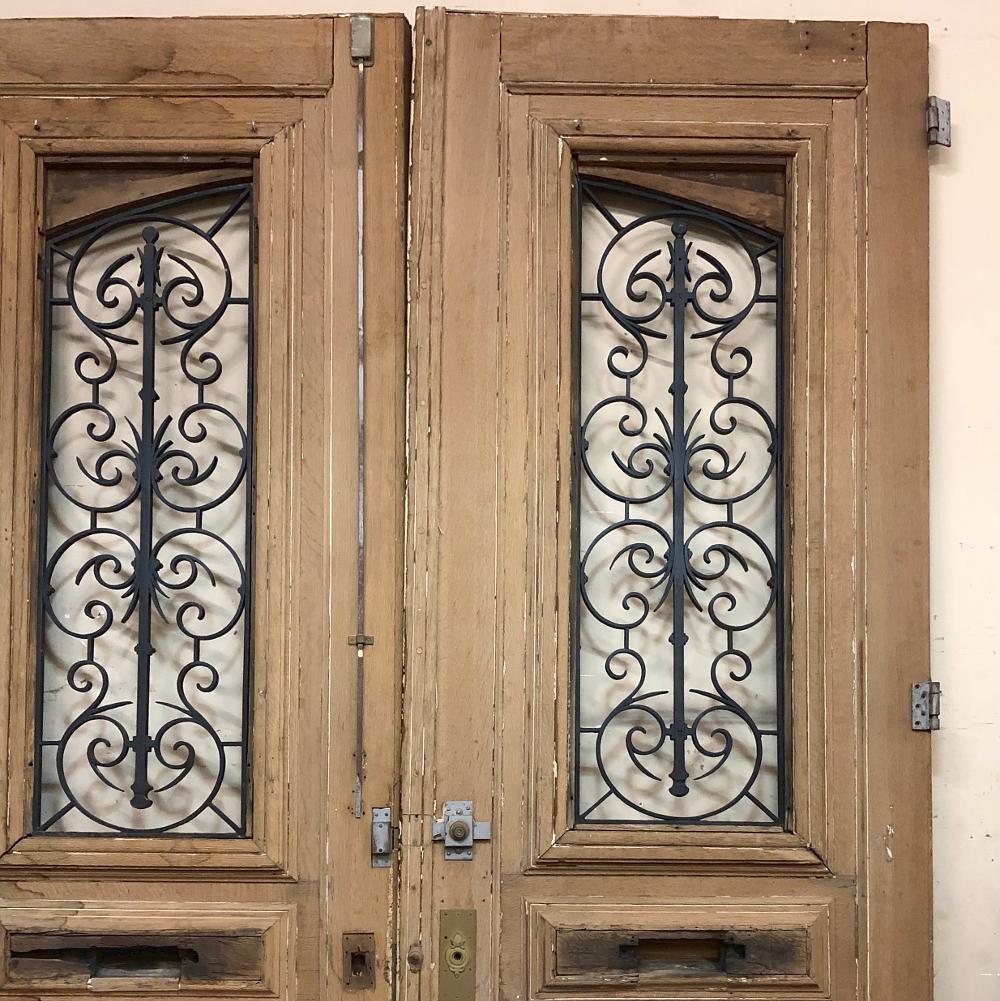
xmin=351 ymin=14 xmax=374 ymax=65
xmin=432 ymin=801 xmax=491 ymax=861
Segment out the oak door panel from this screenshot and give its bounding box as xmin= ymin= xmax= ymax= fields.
xmin=402 ymin=12 xmax=930 ymax=1001
xmin=0 ymin=15 xmax=408 ymax=1000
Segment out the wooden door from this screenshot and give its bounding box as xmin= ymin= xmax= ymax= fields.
xmin=402 ymin=11 xmax=931 ymax=1001
xmin=0 ymin=16 xmax=407 ymax=999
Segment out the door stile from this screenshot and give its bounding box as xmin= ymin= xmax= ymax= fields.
xmin=400 ymin=8 xmax=504 ymax=999
xmin=324 ymin=13 xmax=411 ymax=992
xmin=862 ymin=22 xmax=932 ymax=1000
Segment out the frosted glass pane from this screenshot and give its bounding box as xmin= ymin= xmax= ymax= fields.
xmin=575 ymin=178 xmax=785 ymax=826
xmin=35 ymin=185 xmax=253 ymax=836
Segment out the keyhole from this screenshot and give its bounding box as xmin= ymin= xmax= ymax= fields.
xmin=351 ymin=950 xmax=368 ymax=977
xmin=446 ymin=935 xmax=469 ymax=975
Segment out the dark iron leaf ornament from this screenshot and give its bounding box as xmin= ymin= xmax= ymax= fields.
xmin=574 ymin=177 xmax=786 ymax=827
xmin=34 ymin=184 xmax=254 ymax=837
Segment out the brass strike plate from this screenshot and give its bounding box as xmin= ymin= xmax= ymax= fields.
xmin=439 ymin=910 xmax=476 ymax=1001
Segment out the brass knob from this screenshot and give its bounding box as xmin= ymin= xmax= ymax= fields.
xmin=448 ymin=818 xmax=470 ymax=841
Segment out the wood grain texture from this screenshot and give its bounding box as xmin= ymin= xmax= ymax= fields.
xmin=579 ymin=165 xmax=786 ymax=233
xmin=861 ymin=20 xmax=932 ymax=1001
xmin=540 ymin=901 xmax=824 ymax=991
xmin=500 ymin=14 xmax=866 ymax=91
xmin=0 ymin=17 xmax=334 ymax=93
xmin=43 ymin=163 xmax=255 ymax=233
xmin=397 ymin=13 xmax=447 ymax=1000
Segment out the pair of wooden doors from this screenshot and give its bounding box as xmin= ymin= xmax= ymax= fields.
xmin=0 ymin=11 xmax=931 ymax=1001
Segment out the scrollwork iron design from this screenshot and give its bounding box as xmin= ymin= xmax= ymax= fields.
xmin=575 ymin=177 xmax=785 ymax=826
xmin=34 ymin=184 xmax=254 ymax=836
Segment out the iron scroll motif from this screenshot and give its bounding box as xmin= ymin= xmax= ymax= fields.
xmin=575 ymin=177 xmax=785 ymax=826
xmin=34 ymin=184 xmax=254 ymax=836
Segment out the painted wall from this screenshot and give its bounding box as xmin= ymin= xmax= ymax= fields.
xmin=1 ymin=0 xmax=993 ymax=996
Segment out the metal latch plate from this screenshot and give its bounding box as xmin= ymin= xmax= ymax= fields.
xmin=371 ymin=806 xmax=392 ymax=868
xmin=912 ymin=681 xmax=941 ymax=731
xmin=432 ymin=801 xmax=491 ymax=861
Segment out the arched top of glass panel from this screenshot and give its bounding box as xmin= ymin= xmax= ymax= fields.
xmin=578 ymin=174 xmax=783 ymax=245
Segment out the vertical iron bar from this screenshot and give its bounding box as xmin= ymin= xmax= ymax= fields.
xmin=774 ymin=237 xmax=788 ymax=823
xmin=129 ymin=225 xmax=162 ymax=810
xmin=32 ymin=246 xmax=54 ymax=831
xmin=241 ymin=202 xmax=257 ymax=836
xmin=571 ymin=175 xmax=584 ymax=822
xmin=667 ymin=223 xmax=690 ymax=798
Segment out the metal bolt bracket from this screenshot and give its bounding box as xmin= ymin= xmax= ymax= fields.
xmin=432 ymin=801 xmax=491 ymax=861
xmin=371 ymin=806 xmax=393 ymax=868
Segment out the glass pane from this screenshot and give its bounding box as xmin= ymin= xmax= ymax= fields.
xmin=574 ymin=176 xmax=785 ymax=826
xmin=35 ymin=183 xmax=254 ymax=836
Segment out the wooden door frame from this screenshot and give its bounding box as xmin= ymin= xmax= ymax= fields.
xmin=403 ymin=10 xmax=930 ymax=1000
xmin=0 ymin=15 xmax=408 ymax=999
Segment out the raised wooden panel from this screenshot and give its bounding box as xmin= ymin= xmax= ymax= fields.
xmin=499 ymin=15 xmax=866 ymax=91
xmin=0 ymin=902 xmax=292 ymax=997
xmin=528 ymin=899 xmax=834 ymax=997
xmin=0 ymin=18 xmax=334 ymax=93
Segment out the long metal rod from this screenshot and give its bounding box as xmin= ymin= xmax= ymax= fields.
xmin=667 ymin=224 xmax=690 ymax=800
xmin=128 ymin=227 xmax=163 ymax=811
xmin=353 ymin=62 xmax=368 ymax=820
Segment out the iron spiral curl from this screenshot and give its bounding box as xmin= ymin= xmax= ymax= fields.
xmin=575 ymin=177 xmax=786 ymax=826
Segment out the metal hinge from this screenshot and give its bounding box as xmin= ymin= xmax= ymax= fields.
xmin=348 ymin=634 xmax=374 ymax=648
xmin=432 ymin=801 xmax=491 ymax=861
xmin=371 ymin=806 xmax=397 ymax=868
xmin=350 ymin=14 xmax=374 ymax=66
xmin=912 ymin=681 xmax=942 ymax=731
xmin=927 ymin=96 xmax=951 ymax=147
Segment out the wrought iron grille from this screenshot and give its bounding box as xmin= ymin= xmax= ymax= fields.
xmin=574 ymin=176 xmax=785 ymax=826
xmin=34 ymin=183 xmax=254 ymax=837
